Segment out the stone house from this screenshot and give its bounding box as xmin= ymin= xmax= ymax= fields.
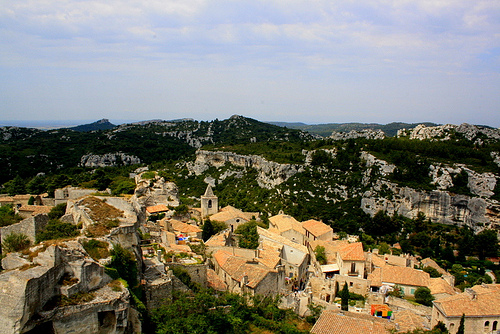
xmin=54 ymin=186 xmax=97 ymax=205
xmin=209 ymin=205 xmax=260 ymax=232
xmin=268 ymin=213 xmax=305 ymax=245
xmin=16 ymin=205 xmax=52 ymax=219
xmin=163 ymin=219 xmax=202 ymax=240
xmin=431 ymin=284 xmax=500 ymax=334
xmin=0 ymin=194 xmax=34 ymax=208
xmin=311 ymin=310 xmax=395 ymax=334
xmin=146 ymin=204 xmax=169 ymax=217
xmin=211 ymin=249 xmax=285 ymax=296
xmin=0 ymin=214 xmax=49 ymax=244
xmin=367 ymin=266 xmax=431 ymax=296
xmin=309 ymin=240 xmax=365 ymax=279
xmin=257 ymin=227 xmax=309 ymax=281
xmin=302 ymin=219 xmax=333 ymax=244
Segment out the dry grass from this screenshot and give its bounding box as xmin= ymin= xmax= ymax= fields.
xmin=81 ymin=197 xmax=123 ymax=223
xmin=19 ymin=263 xmax=40 ymax=271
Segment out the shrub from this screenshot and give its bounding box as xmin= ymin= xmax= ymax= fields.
xmin=82 ymin=239 xmax=110 ymax=260
xmin=414 ymin=287 xmax=434 ymax=306
xmin=2 ymin=233 xmax=31 ymax=253
xmin=0 ymin=205 xmax=23 ymax=227
xmin=315 ymin=245 xmax=327 ymax=265
xmin=48 ymin=203 xmax=67 ymax=220
xmin=108 ymin=244 xmax=137 ymax=288
xmin=36 ymin=219 xmax=79 ymax=242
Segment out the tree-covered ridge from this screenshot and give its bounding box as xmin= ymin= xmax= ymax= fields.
xmin=268 ymin=121 xmax=439 ymax=137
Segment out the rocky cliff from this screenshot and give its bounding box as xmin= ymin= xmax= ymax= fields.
xmin=80 ymin=152 xmax=142 ymax=167
xmin=330 ymin=129 xmax=385 ymax=140
xmin=398 ymin=123 xmax=500 ymax=144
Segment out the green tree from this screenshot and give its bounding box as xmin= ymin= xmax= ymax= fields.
xmin=314 ymin=245 xmax=327 ymax=265
xmin=456 ymin=314 xmax=465 ymax=334
xmin=474 ymin=229 xmax=499 ymax=260
xmin=202 ymin=219 xmax=215 ymax=242
xmin=340 ymin=282 xmax=349 ymax=311
xmin=414 ymin=287 xmax=434 ymax=306
xmin=108 ymin=244 xmax=138 ymax=288
xmin=3 ymin=175 xmax=26 ymax=195
xmin=0 ymin=205 xmax=23 ymax=227
xmin=27 ymin=196 xmax=35 ymax=205
xmin=48 ymin=203 xmax=67 ymax=220
xmin=36 ymin=219 xmax=79 ymax=242
xmin=235 ymin=220 xmax=259 ymax=249
xmin=423 ymin=266 xmax=442 ymax=278
xmin=26 ymin=175 xmax=47 ymax=195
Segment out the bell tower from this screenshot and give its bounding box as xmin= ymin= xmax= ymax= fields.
xmin=201 ymin=185 xmax=218 ymax=218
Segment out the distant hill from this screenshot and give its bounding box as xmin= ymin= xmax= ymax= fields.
xmin=267 ymin=121 xmax=439 ymax=137
xmin=68 ymin=119 xmax=116 ymax=132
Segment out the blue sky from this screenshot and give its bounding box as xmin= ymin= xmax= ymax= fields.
xmin=1 ymin=0 xmax=499 ymax=127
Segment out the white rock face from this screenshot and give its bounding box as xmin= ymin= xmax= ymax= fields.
xmin=429 ymin=165 xmax=460 ymax=190
xmin=491 ymin=152 xmax=500 ymax=168
xmin=188 ymin=150 xmax=304 ymax=189
xmin=465 ymin=168 xmax=497 ymax=197
xmin=80 ymin=152 xmax=141 ymax=167
xmin=361 ymin=152 xmax=396 ymax=176
xmin=398 ymin=123 xmax=500 ymax=144
xmin=361 ymin=187 xmax=491 ymax=230
xmin=134 ymin=173 xmax=180 ymax=207
xmin=330 ymin=129 xmax=385 ymax=140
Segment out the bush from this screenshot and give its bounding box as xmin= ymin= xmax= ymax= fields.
xmin=315 ymin=245 xmax=327 ymax=265
xmin=414 ymin=287 xmax=434 ymax=306
xmin=2 ymin=233 xmax=31 ymax=253
xmin=82 ymin=239 xmax=110 ymax=260
xmin=0 ymin=205 xmax=23 ymax=227
xmin=108 ymin=244 xmax=137 ymax=288
xmin=48 ymin=203 xmax=67 ymax=220
xmin=36 ymin=219 xmax=79 ymax=242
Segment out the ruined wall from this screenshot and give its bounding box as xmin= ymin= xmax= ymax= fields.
xmin=165 ymin=263 xmax=207 ymax=288
xmin=0 ymin=214 xmax=49 ymax=244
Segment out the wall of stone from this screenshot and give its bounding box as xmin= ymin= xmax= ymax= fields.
xmin=386 ymin=295 xmax=432 ymax=317
xmin=0 ymin=214 xmax=49 ymax=244
xmin=165 ymin=263 xmax=207 ymax=288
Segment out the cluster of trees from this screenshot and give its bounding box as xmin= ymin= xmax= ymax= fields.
xmin=151 ymin=291 xmax=310 ymax=334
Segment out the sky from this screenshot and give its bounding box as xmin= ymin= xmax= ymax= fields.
xmin=1 ymin=0 xmax=499 ymax=127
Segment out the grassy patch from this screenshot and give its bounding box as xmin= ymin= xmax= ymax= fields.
xmin=82 ymin=239 xmax=110 ymax=260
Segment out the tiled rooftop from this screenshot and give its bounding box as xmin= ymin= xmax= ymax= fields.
xmin=311 ymin=310 xmax=395 ymax=334
xmin=367 ymin=266 xmax=430 ymax=287
xmin=302 ymin=219 xmax=333 ymax=238
xmin=433 ymin=284 xmax=500 ymax=317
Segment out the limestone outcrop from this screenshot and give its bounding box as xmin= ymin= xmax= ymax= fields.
xmin=397 ymin=123 xmax=500 ymax=144
xmin=0 ymin=241 xmax=135 ymax=334
xmin=133 ymin=173 xmax=180 ymax=208
xmin=188 ymin=150 xmax=304 ymax=189
xmin=80 ymin=152 xmax=141 ymax=167
xmin=361 ymin=187 xmax=492 ymax=231
xmin=330 ymin=129 xmax=385 ymax=140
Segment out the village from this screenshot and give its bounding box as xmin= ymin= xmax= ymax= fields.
xmin=0 ymin=168 xmax=499 ymax=334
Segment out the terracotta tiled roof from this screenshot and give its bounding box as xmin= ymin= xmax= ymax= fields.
xmin=17 ymin=205 xmax=53 ymax=215
xmin=311 ymin=310 xmax=395 ymax=334
xmin=146 ymin=204 xmax=169 ymax=214
xmin=420 ymin=258 xmax=448 ymax=276
xmin=392 ymin=310 xmax=427 ymax=332
xmin=0 ymin=196 xmax=14 ymax=203
xmin=371 ymin=254 xmax=388 ymax=268
xmin=269 ymin=214 xmax=305 ymax=235
xmin=258 ymin=227 xmax=308 ymax=254
xmin=338 ymin=242 xmax=365 ymax=261
xmin=207 ymin=268 xmax=228 ymax=291
xmin=428 ymin=277 xmax=458 ymax=297
xmin=169 ymin=220 xmax=201 ymax=234
xmin=205 ymin=230 xmax=231 ymax=247
xmin=258 ymin=240 xmax=282 ymax=269
xmin=367 ymin=266 xmax=430 ymax=287
xmin=433 ymin=284 xmax=500 ymax=317
xmin=309 ymin=240 xmax=338 ymax=264
xmin=302 ymin=219 xmax=333 ymax=238
xmin=212 ymin=249 xmax=275 ymax=289
xmin=210 ymin=205 xmax=258 ymax=223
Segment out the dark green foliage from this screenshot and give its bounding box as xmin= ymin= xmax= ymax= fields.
xmin=109 ymin=176 xmax=136 ymax=195
xmin=340 ymin=282 xmax=349 ymax=311
xmin=171 ymin=266 xmax=200 ymax=292
xmin=151 ymin=291 xmax=308 ymax=334
xmin=36 ymin=219 xmax=79 ymax=242
xmin=0 ymin=205 xmax=23 ymax=227
xmin=414 ymin=287 xmax=434 ymax=306
xmin=2 ymin=175 xmax=26 ymax=195
xmin=48 ymin=203 xmax=67 ymax=220
xmin=474 ymin=229 xmax=499 ymax=260
xmin=449 ymin=170 xmax=472 ymax=195
xmin=201 ymin=219 xmax=226 ymax=242
xmin=173 ymin=204 xmax=189 ymax=216
xmin=314 ymin=245 xmax=327 ymax=265
xmin=82 ymin=239 xmax=110 ymax=260
xmin=2 ymin=232 xmax=30 ymax=253
xmin=67 ymin=119 xmax=116 ymax=132
xmin=235 ymin=220 xmax=259 ymax=249
xmin=27 ymin=196 xmax=35 ymax=205
xmin=457 ymin=314 xmax=465 ymax=334
xmin=108 ymin=244 xmax=138 ymax=288
xmin=423 ymin=266 xmax=442 ymax=278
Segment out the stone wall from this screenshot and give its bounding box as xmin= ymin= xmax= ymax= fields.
xmin=386 ymin=296 xmax=432 ymax=317
xmin=0 ymin=214 xmax=49 ymax=244
xmin=165 ymin=263 xmax=207 ymax=288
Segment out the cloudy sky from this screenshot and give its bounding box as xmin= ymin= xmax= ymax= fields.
xmin=1 ymin=0 xmax=499 ymax=127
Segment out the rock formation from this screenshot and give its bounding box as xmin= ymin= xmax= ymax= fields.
xmin=188 ymin=150 xmax=304 ymax=189
xmin=80 ymin=153 xmax=141 ymax=168
xmin=330 ymin=129 xmax=386 ymax=140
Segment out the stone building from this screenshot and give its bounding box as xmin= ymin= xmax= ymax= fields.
xmin=367 ymin=266 xmax=431 ymax=297
xmin=268 ymin=213 xmax=305 ymax=245
xmin=431 ymin=284 xmax=500 ymax=334
xmin=209 ymin=205 xmax=260 ymax=232
xmin=302 ymin=219 xmax=333 ymax=244
xmin=200 ymin=185 xmax=218 ymax=219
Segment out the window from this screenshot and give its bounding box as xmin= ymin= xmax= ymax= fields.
xmin=349 ymin=282 xmax=353 ymax=287
xmin=484 ymin=321 xmax=490 ymax=332
xmin=208 ymin=200 xmax=212 ymax=208
xmin=411 ymin=289 xmax=415 ymax=295
xmin=493 ymin=321 xmax=497 ymax=330
xmin=350 ymin=262 xmax=356 ymax=273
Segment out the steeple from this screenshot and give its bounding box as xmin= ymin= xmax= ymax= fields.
xmin=201 ymin=184 xmax=218 ymax=218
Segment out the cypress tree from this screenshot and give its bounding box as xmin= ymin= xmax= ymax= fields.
xmin=457 ymin=314 xmax=465 ymax=334
xmin=341 ymin=282 xmax=349 ymax=311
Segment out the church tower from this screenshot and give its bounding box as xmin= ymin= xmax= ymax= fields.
xmin=201 ymin=185 xmax=218 ymax=218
